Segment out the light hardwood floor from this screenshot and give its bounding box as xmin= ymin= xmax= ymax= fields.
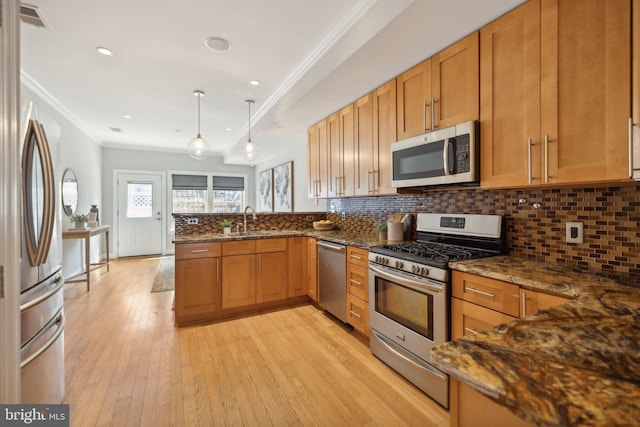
xmin=62 ymin=256 xmax=449 ymax=426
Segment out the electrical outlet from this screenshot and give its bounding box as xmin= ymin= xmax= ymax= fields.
xmin=566 ymin=222 xmax=583 ymax=244
xmin=341 ymin=212 xmax=346 ymax=220
xmin=187 ymin=218 xmax=198 ymax=225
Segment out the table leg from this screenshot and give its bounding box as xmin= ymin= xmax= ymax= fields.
xmin=85 ymin=234 xmax=91 ymax=291
xmin=106 ymin=230 xmax=110 ymax=272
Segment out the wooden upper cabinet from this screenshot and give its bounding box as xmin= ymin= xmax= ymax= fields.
xmin=481 ymin=0 xmax=632 ymax=189
xmin=339 ymin=104 xmax=355 ymax=197
xmin=307 ymin=119 xmax=329 ymax=198
xmin=373 ymin=79 xmax=398 ymax=195
xmin=480 ymin=0 xmax=542 ymax=188
xmin=307 ymin=124 xmax=319 ymax=198
xmin=326 ymin=112 xmax=342 ymax=198
xmin=541 ymin=0 xmax=631 ymax=184
xmin=431 ymin=32 xmax=479 ymax=129
xmin=354 ymin=93 xmax=374 ymax=196
xmin=316 ymin=119 xmax=329 ymax=198
xmin=634 ymin=0 xmax=640 ymax=179
xmin=397 ymin=59 xmax=431 ymax=139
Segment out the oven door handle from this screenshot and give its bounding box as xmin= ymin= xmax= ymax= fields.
xmin=369 ymin=264 xmax=445 ymax=294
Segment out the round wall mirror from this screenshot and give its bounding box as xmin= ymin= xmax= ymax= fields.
xmin=62 ymin=168 xmax=78 ymax=216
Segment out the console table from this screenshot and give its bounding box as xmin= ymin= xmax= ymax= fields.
xmin=62 ymin=224 xmax=110 ymax=291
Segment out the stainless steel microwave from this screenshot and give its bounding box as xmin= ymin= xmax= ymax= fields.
xmin=392 ymin=121 xmax=478 ymax=188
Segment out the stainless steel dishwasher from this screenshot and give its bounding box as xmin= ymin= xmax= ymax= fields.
xmin=317 ymin=240 xmax=347 ymax=322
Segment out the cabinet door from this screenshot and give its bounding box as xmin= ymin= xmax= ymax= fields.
xmin=347 ymin=294 xmax=369 ymax=338
xmin=432 ymin=32 xmax=479 ymax=129
xmin=222 ymin=254 xmax=255 ymax=309
xmin=354 ymin=94 xmax=374 ymax=196
xmin=288 ymin=237 xmax=307 ymax=297
xmin=372 ymin=79 xmax=397 ymax=195
xmin=346 ymin=246 xmax=368 ymax=269
xmin=327 ymin=112 xmax=342 ymax=198
xmin=451 ymin=298 xmax=516 ymax=340
xmin=519 ymin=288 xmax=570 ymax=317
xmin=452 ymin=271 xmax=520 ymax=317
xmin=541 ymin=0 xmax=632 ymax=184
xmin=480 ymin=0 xmax=541 ymax=189
xmin=307 ymin=124 xmax=319 ymax=198
xmin=634 ymin=0 xmax=640 ymax=179
xmin=307 ymin=238 xmax=318 ymax=301
xmin=347 ymin=263 xmax=368 ymax=302
xmin=175 ymin=257 xmax=221 ymax=323
xmin=317 ymin=119 xmax=329 ymax=198
xmin=256 ymin=251 xmax=288 ymax=303
xmin=339 ymin=104 xmax=355 ymax=197
xmin=397 ymin=59 xmax=432 ymax=139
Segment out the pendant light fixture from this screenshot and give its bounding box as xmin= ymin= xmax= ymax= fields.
xmin=243 ymin=99 xmax=257 ymax=161
xmin=188 ymin=90 xmax=209 ymax=160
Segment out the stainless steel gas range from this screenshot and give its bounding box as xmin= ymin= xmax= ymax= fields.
xmin=368 ymin=213 xmax=506 ymax=408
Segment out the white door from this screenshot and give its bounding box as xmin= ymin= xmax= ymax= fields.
xmin=117 ymin=173 xmax=163 ymax=257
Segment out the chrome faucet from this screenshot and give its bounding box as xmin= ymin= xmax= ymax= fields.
xmin=243 ymin=205 xmax=257 ymax=233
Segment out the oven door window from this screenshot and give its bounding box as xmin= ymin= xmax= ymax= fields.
xmin=392 ymin=139 xmax=455 ymax=181
xmin=375 ymin=276 xmax=434 ymax=340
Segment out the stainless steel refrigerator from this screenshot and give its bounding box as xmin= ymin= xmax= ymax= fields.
xmin=19 ymin=109 xmax=65 ymax=404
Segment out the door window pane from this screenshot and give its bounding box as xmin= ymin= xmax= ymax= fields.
xmin=127 ymin=182 xmax=153 ymax=218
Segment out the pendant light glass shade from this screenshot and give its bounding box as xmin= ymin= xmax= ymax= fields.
xmin=188 ymin=90 xmax=209 ymax=160
xmin=243 ymin=99 xmax=257 ymax=161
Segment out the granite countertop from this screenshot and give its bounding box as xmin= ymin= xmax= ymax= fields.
xmin=432 ymin=256 xmax=640 ymax=427
xmin=174 ymin=229 xmax=383 ymax=249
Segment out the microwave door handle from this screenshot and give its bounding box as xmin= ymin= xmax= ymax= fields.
xmin=443 ymin=138 xmax=451 ymax=176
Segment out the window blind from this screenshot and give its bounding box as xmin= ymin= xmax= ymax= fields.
xmin=172 ymin=174 xmax=207 ymax=190
xmin=212 ymin=176 xmax=244 ymax=191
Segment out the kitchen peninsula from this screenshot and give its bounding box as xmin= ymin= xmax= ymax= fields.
xmin=432 ymin=257 xmax=640 ymax=427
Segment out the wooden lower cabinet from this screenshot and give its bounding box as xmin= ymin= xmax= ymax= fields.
xmin=347 ymin=293 xmax=369 ymax=338
xmin=287 ymin=236 xmax=307 ymax=297
xmin=221 ymin=254 xmax=256 ymax=309
xmin=346 ymin=246 xmax=369 ymax=337
xmin=174 ymin=242 xmax=222 ymax=324
xmin=256 ymin=251 xmax=287 ymax=303
xmin=307 ymin=238 xmax=318 ymax=301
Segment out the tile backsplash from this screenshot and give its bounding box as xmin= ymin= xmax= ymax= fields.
xmin=326 ymin=184 xmax=640 ymax=274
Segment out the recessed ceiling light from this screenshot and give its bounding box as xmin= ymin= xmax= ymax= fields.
xmin=249 ymin=80 xmax=261 ymax=86
xmin=123 ymin=115 xmax=132 ymax=119
xmin=96 ymin=46 xmax=113 ymax=56
xmin=205 ymin=37 xmax=231 ymax=53
xmin=225 ymin=127 xmax=233 ymax=131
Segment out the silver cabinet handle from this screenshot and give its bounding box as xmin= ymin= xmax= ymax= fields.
xmin=521 ymin=292 xmax=527 ymax=316
xmin=443 ymin=138 xmax=451 ymax=176
xmin=544 ymin=134 xmax=550 ymax=183
xmin=372 ymin=170 xmax=379 ymax=193
xmin=217 ymin=258 xmax=220 ymax=283
xmin=424 ymin=99 xmax=431 ymax=131
xmin=464 ymin=286 xmax=495 ymax=298
xmin=350 ymin=254 xmax=363 ymax=260
xmin=629 ymin=117 xmax=633 ymax=177
xmin=367 ymin=170 xmax=374 ymax=193
xmin=258 ymin=254 xmax=262 ymax=276
xmin=432 ymin=96 xmax=438 ymax=129
xmin=349 ymin=310 xmax=362 ymax=318
xmin=350 ymin=279 xmax=362 ymax=286
xmin=251 ymin=255 xmax=255 ymax=278
xmin=464 ymin=327 xmax=479 ymax=336
xmin=527 ymin=138 xmax=533 ymax=184
xmin=190 ymin=249 xmax=209 ymax=253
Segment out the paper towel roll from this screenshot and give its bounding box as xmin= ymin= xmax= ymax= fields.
xmin=387 ymin=222 xmax=404 ymax=242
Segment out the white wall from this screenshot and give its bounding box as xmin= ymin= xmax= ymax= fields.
xmin=21 ymin=84 xmax=103 ymax=280
xmin=101 ymin=147 xmax=256 ymax=254
xmin=254 ymin=141 xmax=326 ymax=213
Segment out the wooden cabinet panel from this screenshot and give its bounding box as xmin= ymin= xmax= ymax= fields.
xmin=354 ymin=93 xmax=373 ymax=196
xmin=346 ymin=246 xmax=368 ymax=269
xmin=222 ymin=254 xmax=255 ymax=309
xmin=480 ymin=0 xmax=541 ymax=188
xmin=452 ymin=271 xmax=520 ymax=317
xmin=256 ymin=251 xmax=288 ymax=303
xmin=307 ymin=120 xmax=328 ymax=198
xmin=634 ymin=0 xmax=640 ymax=179
xmin=317 ymin=119 xmax=329 ymax=198
xmin=307 ymin=124 xmax=319 ymax=198
xmin=373 ymin=79 xmax=397 ymax=195
xmin=255 ymin=238 xmax=287 ymax=253
xmin=222 ymin=239 xmax=255 ymax=256
xmin=307 ymin=238 xmax=318 ymax=301
xmin=175 ymin=257 xmax=221 ymax=323
xmin=339 ymin=105 xmax=355 ymax=197
xmin=288 ymin=237 xmax=307 ymax=297
xmin=175 ymin=242 xmax=221 ymax=259
xmin=397 ymin=59 xmax=432 ymax=139
xmin=519 ymin=287 xmax=570 ymax=317
xmin=327 ymin=112 xmax=341 ymax=198
xmin=451 ymin=298 xmax=516 ymax=340
xmin=432 ymin=32 xmax=479 ymax=129
xmin=347 ymin=294 xmax=369 ymax=338
xmin=347 ymin=263 xmax=368 ymax=302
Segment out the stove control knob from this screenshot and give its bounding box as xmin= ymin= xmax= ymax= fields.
xmin=412 ymin=265 xmax=418 ymax=274
xmin=421 ymin=267 xmax=429 ymax=276
xmin=384 ymin=258 xmax=390 ymax=265
xmin=375 ymin=256 xmax=380 ymax=263
xmin=395 ymin=261 xmax=404 ymax=269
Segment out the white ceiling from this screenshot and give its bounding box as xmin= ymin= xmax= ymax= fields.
xmin=20 ymin=0 xmax=526 ymax=166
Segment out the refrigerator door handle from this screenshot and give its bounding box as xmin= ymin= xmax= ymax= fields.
xmin=20 ymin=274 xmax=64 ymax=312
xmin=20 ymin=311 xmax=65 ymax=368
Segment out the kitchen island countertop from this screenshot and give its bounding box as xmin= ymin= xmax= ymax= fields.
xmin=431 ymin=256 xmax=640 ymax=427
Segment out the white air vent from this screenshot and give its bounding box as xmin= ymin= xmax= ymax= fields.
xmin=20 ymin=4 xmax=49 ymax=28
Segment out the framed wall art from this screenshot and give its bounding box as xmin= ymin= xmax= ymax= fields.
xmin=258 ymin=168 xmax=273 ymax=212
xmin=273 ymin=161 xmax=293 ymax=212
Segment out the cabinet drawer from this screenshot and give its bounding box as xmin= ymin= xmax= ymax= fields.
xmin=452 ymin=271 xmax=519 ymax=317
xmin=255 ymin=238 xmax=287 ymax=253
xmin=451 ymin=298 xmax=516 ymax=340
xmin=347 ymin=246 xmax=368 ymax=268
xmin=347 ymin=264 xmax=368 ymax=302
xmin=222 ymin=240 xmax=256 ymax=256
xmin=175 ymin=242 xmax=221 ymax=260
xmin=520 ymin=288 xmax=570 ymax=318
xmin=347 ymin=294 xmax=370 ymax=338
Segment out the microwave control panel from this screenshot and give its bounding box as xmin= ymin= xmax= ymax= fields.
xmin=453 ymin=134 xmax=471 ymax=173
